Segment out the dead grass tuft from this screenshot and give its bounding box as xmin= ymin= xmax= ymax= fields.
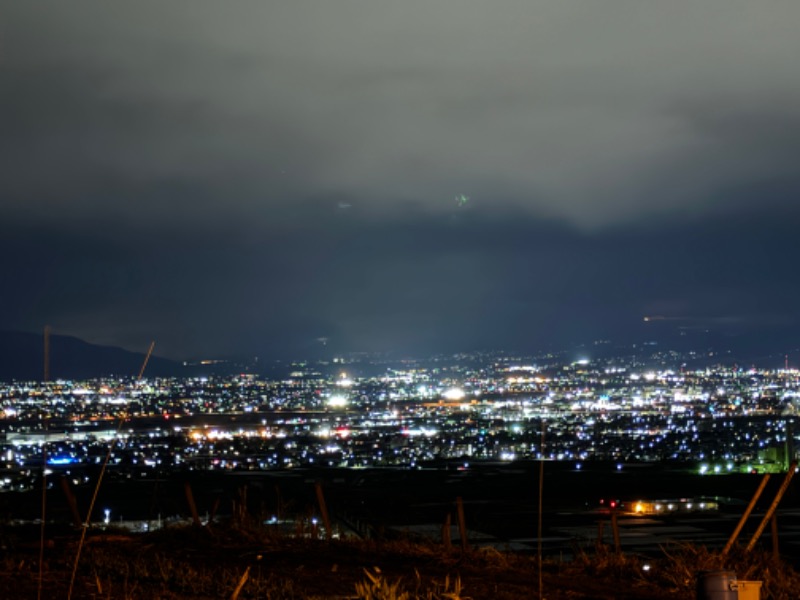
xmin=353 ymin=567 xmax=469 ymax=600
xmin=656 ymin=542 xmax=800 ymax=600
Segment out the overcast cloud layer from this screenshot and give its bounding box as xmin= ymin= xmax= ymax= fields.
xmin=2 ymin=2 xmax=800 ymax=360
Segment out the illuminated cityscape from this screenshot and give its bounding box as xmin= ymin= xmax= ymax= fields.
xmin=2 ymin=347 xmax=798 ymax=493
xmin=6 ymin=3 xmax=800 ymax=596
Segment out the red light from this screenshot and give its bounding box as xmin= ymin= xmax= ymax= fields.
xmin=610 ymin=501 xmax=617 ymax=508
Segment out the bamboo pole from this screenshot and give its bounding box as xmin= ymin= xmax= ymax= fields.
xmin=745 ymin=461 xmax=797 ymax=553
xmin=39 ymin=325 xmax=50 ymax=600
xmin=721 ymin=473 xmax=771 ymax=556
xmin=229 ymin=566 xmax=250 ymax=600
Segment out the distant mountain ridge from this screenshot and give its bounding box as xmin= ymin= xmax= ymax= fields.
xmin=0 ymin=330 xmax=182 ymax=382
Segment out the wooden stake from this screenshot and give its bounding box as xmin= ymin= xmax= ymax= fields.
xmin=275 ymin=484 xmax=283 ymax=520
xmin=771 ymin=513 xmax=780 ymax=560
xmin=43 ymin=325 xmax=51 ymax=382
xmin=315 ymin=482 xmax=332 ymax=541
xmin=239 ymin=486 xmax=248 ymax=523
xmin=38 ymin=425 xmax=47 ymax=600
xmin=538 ymin=419 xmax=545 ymax=599
xmin=209 ymin=496 xmax=221 ymax=524
xmin=184 ymin=482 xmax=201 ymax=527
xmin=59 ymin=476 xmax=83 ymax=529
xmin=456 ymin=496 xmax=469 ymax=552
xmin=611 ymin=510 xmax=621 ymax=555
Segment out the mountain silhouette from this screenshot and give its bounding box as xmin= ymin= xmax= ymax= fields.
xmin=0 ymin=330 xmax=182 ymax=381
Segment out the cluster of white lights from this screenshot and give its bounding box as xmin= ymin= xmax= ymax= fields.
xmin=442 ymin=388 xmax=465 ymax=401
xmin=327 ymin=395 xmax=348 ymax=408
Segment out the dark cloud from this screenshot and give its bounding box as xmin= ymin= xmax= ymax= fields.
xmin=2 ymin=2 xmax=800 ymax=359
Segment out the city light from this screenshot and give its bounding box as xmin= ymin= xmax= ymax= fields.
xmin=442 ymin=388 xmax=465 ymax=400
xmin=0 ymin=346 xmax=796 ymax=490
xmin=327 ymin=395 xmax=348 ymax=408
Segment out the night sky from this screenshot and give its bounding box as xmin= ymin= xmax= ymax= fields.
xmin=3 ymin=2 xmax=800 ymax=361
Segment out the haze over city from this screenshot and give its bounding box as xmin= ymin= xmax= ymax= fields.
xmin=3 ymin=2 xmax=800 ymax=362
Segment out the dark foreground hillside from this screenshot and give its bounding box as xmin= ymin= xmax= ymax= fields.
xmin=1 ymin=522 xmax=799 ymax=600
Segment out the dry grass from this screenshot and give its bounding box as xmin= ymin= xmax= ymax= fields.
xmin=353 ymin=568 xmax=468 ymax=600
xmin=2 ymin=520 xmax=799 ymax=599
xmin=655 ymin=542 xmax=800 ymax=600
